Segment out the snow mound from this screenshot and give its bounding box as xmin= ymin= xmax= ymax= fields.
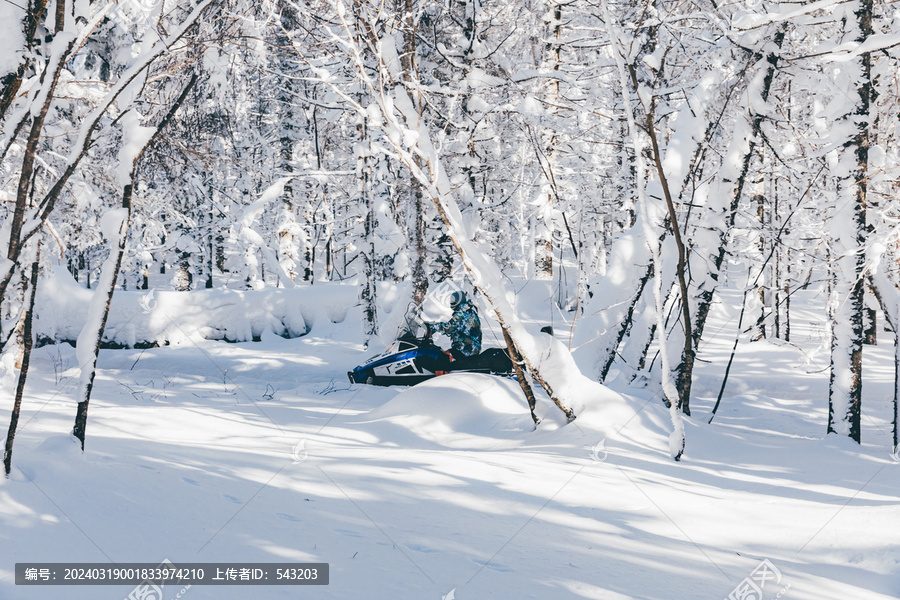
xmin=11 ymin=435 xmax=84 ymax=484
xmin=360 ymin=370 xmax=671 ymax=455
xmin=362 ymin=374 xmax=535 ymax=449
xmin=34 ymin=267 xmax=362 ymax=346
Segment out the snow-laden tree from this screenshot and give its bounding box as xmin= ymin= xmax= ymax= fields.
xmin=3 ymin=0 xmax=900 ymax=463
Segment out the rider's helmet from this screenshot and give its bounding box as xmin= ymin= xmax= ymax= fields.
xmin=449 ymin=290 xmax=467 ymax=310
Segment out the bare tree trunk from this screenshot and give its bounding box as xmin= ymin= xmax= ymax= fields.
xmin=827 ymin=0 xmax=872 ymax=444
xmin=534 ymin=0 xmax=562 ymax=281
xmin=868 ymin=276 xmax=899 ymax=451
xmin=206 ymin=196 xmax=215 ymax=289
xmin=534 ymin=195 xmax=554 ymax=281
xmin=351 ymin=1 xmax=379 ymax=342
xmin=4 ymin=243 xmax=40 ymax=475
xmin=412 ymin=182 xmax=428 ymax=305
xmin=501 ymin=326 xmax=540 ymax=425
xmin=752 ymin=192 xmax=767 ymax=340
xmin=784 ymin=254 xmax=791 ymax=342
xmin=358 ymin=109 xmax=378 ymax=343
xmin=894 ymin=307 xmax=900 ymax=451
xmin=893 ymin=329 xmax=900 ymax=452
xmin=773 ymin=179 xmax=781 ymax=339
xmin=397 ymin=0 xmax=428 ymax=307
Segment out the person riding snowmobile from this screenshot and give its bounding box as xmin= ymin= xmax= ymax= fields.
xmin=425 ymin=290 xmax=482 ymax=360
xmin=347 ymin=290 xmax=512 ymax=384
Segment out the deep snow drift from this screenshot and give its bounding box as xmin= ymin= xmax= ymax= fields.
xmin=1 ymin=279 xmax=898 ymax=600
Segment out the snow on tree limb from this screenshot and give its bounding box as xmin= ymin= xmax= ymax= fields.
xmin=733 ymin=0 xmax=852 ymax=32
xmin=66 ymin=0 xmax=217 ymax=166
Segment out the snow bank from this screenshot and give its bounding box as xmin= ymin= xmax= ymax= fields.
xmin=359 ymin=369 xmax=670 ymax=455
xmin=34 ymin=267 xmax=360 ymax=347
xmin=529 ymin=333 xmax=612 ymax=416
xmin=362 ymin=374 xmax=537 ymax=449
xmin=11 ymin=434 xmax=85 ymax=485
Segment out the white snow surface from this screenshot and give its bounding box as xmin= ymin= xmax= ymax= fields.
xmin=2 ymin=283 xmax=899 ymax=599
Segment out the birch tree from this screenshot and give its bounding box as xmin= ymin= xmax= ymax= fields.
xmin=826 ymin=0 xmax=873 ymax=444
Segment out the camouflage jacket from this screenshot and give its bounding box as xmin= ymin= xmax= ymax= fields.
xmin=427 ymin=300 xmax=482 ymax=357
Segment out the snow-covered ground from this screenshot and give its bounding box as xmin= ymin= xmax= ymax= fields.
xmin=2 ymin=281 xmax=899 ymax=600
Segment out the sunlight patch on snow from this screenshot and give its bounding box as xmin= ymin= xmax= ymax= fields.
xmin=0 ymin=492 xmax=42 ymax=523
xmin=559 ymin=580 xmax=633 ymax=599
xmin=254 ymin=543 xmax=319 ymax=562
xmin=288 ymin=355 xmax=326 ymax=367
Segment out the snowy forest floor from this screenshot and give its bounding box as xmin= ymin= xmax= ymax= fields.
xmin=1 ymin=282 xmax=899 ymax=600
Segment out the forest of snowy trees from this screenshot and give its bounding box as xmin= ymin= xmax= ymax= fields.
xmin=2 ymin=0 xmax=900 ymax=464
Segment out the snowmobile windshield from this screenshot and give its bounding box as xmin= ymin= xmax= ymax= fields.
xmin=398 ymin=304 xmax=430 ymax=341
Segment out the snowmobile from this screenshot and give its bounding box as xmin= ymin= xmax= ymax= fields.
xmin=347 ymin=320 xmax=514 ymax=387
